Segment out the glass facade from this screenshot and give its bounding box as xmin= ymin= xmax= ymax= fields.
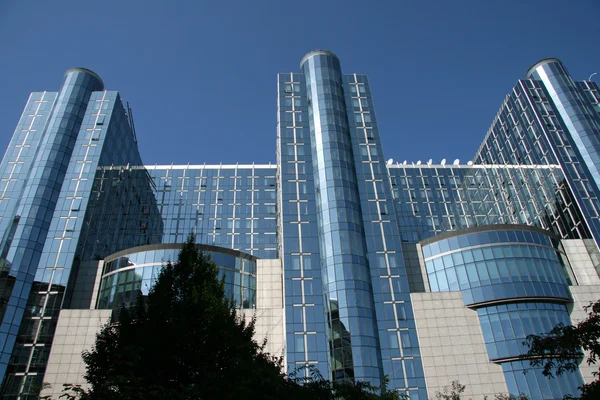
xmin=274 ymin=51 xmax=427 ymax=398
xmin=389 ymin=164 xmax=590 ymax=244
xmin=527 ymin=60 xmax=600 ymax=192
xmin=277 ymin=71 xmax=330 ymax=380
xmin=0 ymin=53 xmax=599 ymax=398
xmin=502 ymin=359 xmax=582 ymax=399
xmin=97 ymin=244 xmax=257 ymax=310
xmin=77 ymin=166 xmax=164 ymax=261
xmin=302 ymin=50 xmax=383 ymax=384
xmin=0 ymin=70 xmax=106 ymax=397
xmin=0 ymin=71 xmax=160 ymax=398
xmin=420 ymin=226 xmax=583 ymax=399
xmin=475 ymin=59 xmax=600 ymax=252
xmin=421 ymin=227 xmax=572 ymax=305
xmin=144 ymin=165 xmax=278 ymax=259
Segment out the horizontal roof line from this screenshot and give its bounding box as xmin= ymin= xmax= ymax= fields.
xmin=387 ymin=164 xmax=561 ymax=169
xmin=144 ymin=164 xmax=277 ymax=170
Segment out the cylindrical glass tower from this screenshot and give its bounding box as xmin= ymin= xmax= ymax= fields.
xmin=8 ymin=68 xmax=104 ymax=281
xmin=96 ymin=244 xmax=257 ymax=310
xmin=420 ymin=225 xmax=583 ymax=399
xmin=0 ymin=68 xmax=103 ymax=381
xmin=301 ymin=50 xmax=383 ymax=383
xmin=527 ymin=59 xmax=600 ymax=191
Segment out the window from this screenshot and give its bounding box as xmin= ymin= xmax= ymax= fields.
xmin=302 ymin=255 xmax=312 ymax=270
xmin=400 ymin=330 xmax=412 ymax=348
xmin=291 ymin=255 xmax=300 ymax=270
xmin=65 ymin=218 xmax=76 ymax=232
xmin=71 ymin=198 xmax=82 ymax=211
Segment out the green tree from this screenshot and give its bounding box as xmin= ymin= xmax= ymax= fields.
xmin=433 ymin=381 xmax=529 ymax=400
xmin=435 ymin=380 xmax=466 ymax=400
xmin=286 ymin=366 xmax=406 ymax=400
xmin=62 ymin=235 xmax=289 ymax=399
xmin=57 ymin=236 xmax=405 ymax=400
xmin=492 ymin=394 xmax=529 ymax=400
xmin=332 ymin=376 xmax=406 ymax=400
xmin=524 ymin=299 xmax=600 ymax=400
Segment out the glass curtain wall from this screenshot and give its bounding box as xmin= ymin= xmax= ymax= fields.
xmin=420 ymin=225 xmax=583 ymax=399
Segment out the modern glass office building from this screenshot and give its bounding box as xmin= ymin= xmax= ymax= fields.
xmin=420 ymin=225 xmax=582 ymax=398
xmin=474 ymin=58 xmax=600 ymax=250
xmin=0 ymin=52 xmax=599 ymax=399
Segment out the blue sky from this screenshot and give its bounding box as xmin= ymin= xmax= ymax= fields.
xmin=1 ymin=0 xmax=599 ymax=165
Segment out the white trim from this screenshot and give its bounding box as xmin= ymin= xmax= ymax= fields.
xmin=145 ymin=164 xmax=276 ymax=170
xmin=387 ymin=164 xmax=560 ymax=169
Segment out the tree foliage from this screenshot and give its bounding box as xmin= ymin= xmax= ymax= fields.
xmin=285 ymin=366 xmax=406 ymax=400
xmin=433 ymin=380 xmax=529 ymax=400
xmin=435 ymin=380 xmax=466 ymax=400
xmin=57 ymin=236 xmax=404 ymax=400
xmin=491 ymin=394 xmax=529 ymax=400
xmin=524 ymin=299 xmax=600 ymax=400
xmin=61 ymin=236 xmax=289 ymax=399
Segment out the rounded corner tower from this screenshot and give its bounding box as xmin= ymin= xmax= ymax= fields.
xmin=525 ymin=58 xmax=563 ymax=79
xmin=300 ymin=47 xmax=384 ymax=384
xmin=300 ymin=49 xmax=340 ymax=69
xmin=64 ymin=67 xmax=105 ymax=92
xmin=526 ymin=56 xmax=600 ymax=195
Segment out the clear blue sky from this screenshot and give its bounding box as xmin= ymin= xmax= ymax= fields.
xmin=1 ymin=0 xmax=599 ymax=165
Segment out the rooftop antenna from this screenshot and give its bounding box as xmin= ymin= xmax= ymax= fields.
xmin=427 ymin=159 xmax=432 ymax=165
xmin=441 ymin=158 xmax=446 ymax=166
xmin=467 ymin=161 xmax=473 ymax=165
xmin=416 ymin=160 xmax=422 ymax=165
xmin=589 ymin=72 xmax=598 ymax=81
xmin=453 ymin=159 xmax=460 ymax=165
xmin=403 ymin=160 xmax=407 ymax=165
xmin=387 ymin=158 xmax=394 ymax=165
